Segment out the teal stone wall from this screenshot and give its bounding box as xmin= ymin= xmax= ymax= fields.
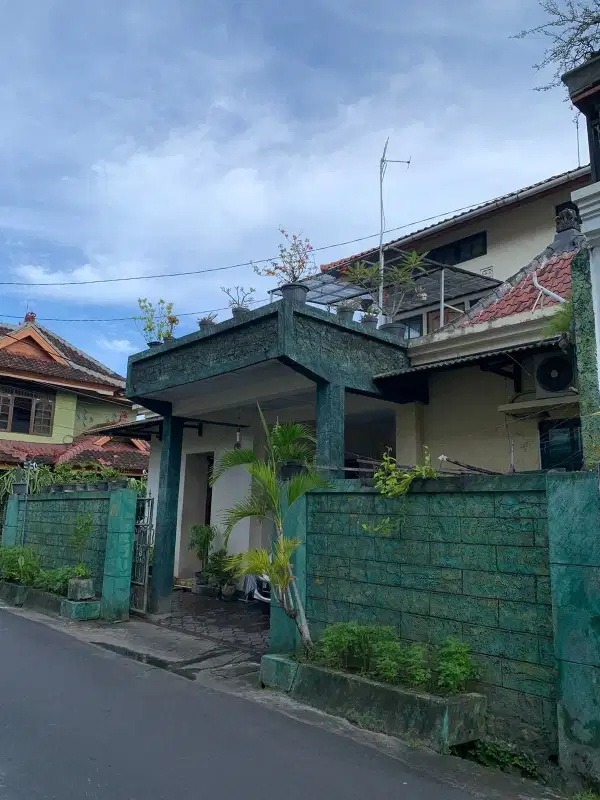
xmin=16 ymin=492 xmax=111 ymax=588
xmin=547 ymin=471 xmax=600 ymax=783
xmin=3 ymin=489 xmax=137 ymax=621
xmin=297 ymin=475 xmax=556 ymax=752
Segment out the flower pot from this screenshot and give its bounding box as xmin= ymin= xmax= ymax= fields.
xmin=379 ymin=321 xmax=408 ymax=339
xmin=109 ymin=479 xmax=128 ymax=490
xmin=163 ymin=334 xmax=174 ymax=342
xmin=75 ymin=483 xmax=86 ymax=492
xmin=63 ymin=483 xmax=77 ymax=493
xmin=67 ymin=577 xmax=95 ymax=601
xmin=40 ymin=486 xmax=51 ymax=495
xmin=280 ymin=283 xmax=309 ymax=303
xmin=280 ymin=462 xmax=306 ymax=480
xmin=336 ymin=308 xmax=354 ymax=324
xmin=231 ymin=306 xmax=248 ymax=319
xmin=361 ymin=315 xmax=378 ymax=330
xmin=50 ymin=484 xmax=63 ymax=494
xmin=192 ymin=584 xmax=218 ymax=597
xmin=96 ymin=481 xmax=108 ymax=491
xmin=147 ymin=341 xmax=162 ymax=348
xmin=220 ymin=583 xmax=237 ymax=602
xmin=12 ymin=482 xmax=27 ymax=495
xmin=199 ymin=321 xmax=216 ymax=333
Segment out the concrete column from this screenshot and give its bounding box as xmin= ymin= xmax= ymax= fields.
xmin=151 ymin=412 xmax=184 ymax=613
xmin=315 ymin=382 xmax=345 ymax=476
xmin=547 ymin=471 xmax=600 ymax=783
xmin=395 ymin=403 xmax=424 ymax=466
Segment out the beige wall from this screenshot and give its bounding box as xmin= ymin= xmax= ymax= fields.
xmin=395 ymin=362 xmax=579 ymax=473
xmin=413 ymin=186 xmax=573 ymax=283
xmin=177 ymin=453 xmax=209 ymax=579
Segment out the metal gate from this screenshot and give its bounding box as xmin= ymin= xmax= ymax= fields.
xmin=130 ymin=495 xmax=154 ymax=613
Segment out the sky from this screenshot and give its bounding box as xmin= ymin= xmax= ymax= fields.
xmin=0 ymin=0 xmax=586 ymax=374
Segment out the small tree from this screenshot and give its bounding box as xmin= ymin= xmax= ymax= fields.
xmin=212 ymin=406 xmax=327 ymax=651
xmin=221 ymin=286 xmax=256 ymax=310
xmin=253 ymin=227 xmax=316 ymax=285
xmin=342 ymin=251 xmax=428 ymax=322
xmin=69 ymin=514 xmax=94 ymax=565
xmin=135 ymin=298 xmax=179 ymax=343
xmin=188 ymin=523 xmax=218 ymax=570
xmin=515 ymin=0 xmax=600 ymax=89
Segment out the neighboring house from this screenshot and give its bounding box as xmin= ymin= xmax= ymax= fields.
xmin=319 ymin=166 xmax=590 ymax=338
xmin=118 ymin=201 xmax=582 ymax=604
xmin=0 ymin=313 xmax=149 ymax=475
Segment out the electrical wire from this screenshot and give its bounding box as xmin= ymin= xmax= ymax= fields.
xmin=0 ymin=196 xmax=512 ymax=289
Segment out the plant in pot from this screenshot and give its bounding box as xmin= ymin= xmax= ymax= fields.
xmin=253 ymin=226 xmax=316 ymax=303
xmin=342 ymin=251 xmax=428 ymax=336
xmin=135 ymin=298 xmax=179 ymax=347
xmin=204 ymin=548 xmax=242 ymax=601
xmin=335 ymin=298 xmax=361 ymax=324
xmin=67 ymin=513 xmax=95 ymax=600
xmin=221 ymin=286 xmax=256 ymax=319
xmin=188 ymin=523 xmax=218 ymax=595
xmin=197 ymin=312 xmax=218 ymax=331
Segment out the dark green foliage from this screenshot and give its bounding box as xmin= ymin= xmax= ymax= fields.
xmin=473 ymin=740 xmax=540 ymax=781
xmin=315 ymin=624 xmax=474 ymax=695
xmin=34 ymin=564 xmax=92 ymax=596
xmin=0 ymin=546 xmax=40 ymax=585
xmin=435 ymin=638 xmax=479 ymax=695
xmin=318 ymin=623 xmax=396 ymax=673
xmin=69 ymin=514 xmax=94 ymax=564
xmin=203 ymin=548 xmax=241 ymax=587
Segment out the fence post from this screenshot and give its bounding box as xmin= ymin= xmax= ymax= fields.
xmin=101 ymin=489 xmax=137 ymax=621
xmin=2 ymin=496 xmax=20 ymax=547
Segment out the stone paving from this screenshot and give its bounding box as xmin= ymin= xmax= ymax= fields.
xmin=157 ymin=589 xmax=270 ymax=655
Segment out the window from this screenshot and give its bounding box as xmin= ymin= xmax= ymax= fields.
xmin=0 ymin=385 xmax=55 ymax=436
xmin=539 ymin=419 xmax=582 ymax=471
xmin=428 ymin=232 xmax=487 ymax=267
xmin=427 ymin=302 xmax=465 ymax=333
xmin=402 ymin=315 xmax=423 ymax=340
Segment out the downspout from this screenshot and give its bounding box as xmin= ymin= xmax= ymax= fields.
xmin=532 ymin=271 xmax=566 ymax=304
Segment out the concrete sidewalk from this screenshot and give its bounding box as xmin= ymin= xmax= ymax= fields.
xmin=0 ymin=602 xmax=565 ymax=800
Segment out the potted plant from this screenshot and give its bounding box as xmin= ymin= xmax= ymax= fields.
xmin=197 ymin=312 xmax=217 ymax=331
xmin=222 ymin=286 xmax=256 ymax=319
xmin=188 ymin=523 xmax=218 ymax=595
xmin=335 ymin=299 xmax=360 ymax=324
xmin=204 ymin=548 xmax=242 ymax=601
xmin=135 ymin=298 xmax=179 ymax=347
xmin=342 ymin=251 xmax=428 ymax=337
xmin=253 ymin=227 xmax=316 ymax=303
xmin=67 ymin=513 xmax=95 ymax=600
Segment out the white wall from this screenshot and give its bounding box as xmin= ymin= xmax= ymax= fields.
xmin=147 ymin=423 xmax=254 ymax=578
xmin=177 ymin=453 xmax=209 ymax=578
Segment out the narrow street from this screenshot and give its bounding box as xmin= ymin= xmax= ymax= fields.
xmin=0 ymin=610 xmax=478 ymax=800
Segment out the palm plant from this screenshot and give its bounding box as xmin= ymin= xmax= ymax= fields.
xmin=212 ymin=406 xmax=328 ymax=651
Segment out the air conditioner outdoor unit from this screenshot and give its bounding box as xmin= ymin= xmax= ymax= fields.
xmin=534 ymin=353 xmax=577 ymax=400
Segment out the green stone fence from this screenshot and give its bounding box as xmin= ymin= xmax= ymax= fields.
xmin=2 ymin=489 xmax=137 ymax=621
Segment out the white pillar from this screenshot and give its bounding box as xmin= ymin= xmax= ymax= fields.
xmin=572 ymin=183 xmax=600 ymax=389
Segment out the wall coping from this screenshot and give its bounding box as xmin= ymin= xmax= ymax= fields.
xmin=312 ymin=473 xmax=548 ymax=495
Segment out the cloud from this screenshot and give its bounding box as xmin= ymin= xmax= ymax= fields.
xmin=0 ymin=0 xmax=583 ymax=327
xmin=97 ymin=337 xmax=137 ymax=354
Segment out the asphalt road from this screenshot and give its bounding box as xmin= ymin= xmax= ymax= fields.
xmin=0 ymin=611 xmax=477 ymax=800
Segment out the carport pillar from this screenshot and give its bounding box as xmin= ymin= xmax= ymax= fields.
xmin=151 ymin=412 xmax=184 ymax=613
xmin=315 ymin=382 xmax=345 ymax=477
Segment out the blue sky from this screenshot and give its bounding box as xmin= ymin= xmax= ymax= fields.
xmin=0 ymin=0 xmax=585 ymax=374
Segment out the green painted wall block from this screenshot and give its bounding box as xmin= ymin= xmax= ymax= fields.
xmin=462 ymin=624 xmax=540 ymax=663
xmin=499 ymin=600 xmax=553 ymax=637
xmin=462 ymin=570 xmax=536 ymax=602
xmin=461 ymin=518 xmax=535 ymax=546
xmin=496 ymin=546 xmax=549 ymax=575
xmin=430 ymin=542 xmax=496 ymax=571
xmin=430 ymin=593 xmax=499 ymax=628
xmin=551 ymin=564 xmax=600 ymax=667
xmin=494 ymin=493 xmax=547 ymax=518
xmin=502 ymin=660 xmax=556 ymax=698
xmin=401 ymin=565 xmax=463 ymax=594
xmin=375 ymin=586 xmax=430 ymax=615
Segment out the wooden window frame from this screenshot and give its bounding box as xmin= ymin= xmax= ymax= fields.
xmin=0 ymin=385 xmax=55 ymax=437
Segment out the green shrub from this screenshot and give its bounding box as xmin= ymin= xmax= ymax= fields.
xmin=473 ymin=740 xmax=540 ymax=780
xmin=318 ymin=623 xmax=396 ymax=673
xmin=435 ymin=638 xmax=478 ymax=694
xmin=34 ymin=564 xmax=92 ymax=596
xmin=0 ymin=546 xmax=40 ymax=585
xmin=371 ymin=640 xmax=431 ymax=688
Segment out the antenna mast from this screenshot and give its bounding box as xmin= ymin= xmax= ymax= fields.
xmin=378 ymin=139 xmax=411 ymax=321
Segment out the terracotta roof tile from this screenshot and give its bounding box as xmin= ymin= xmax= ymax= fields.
xmin=0 ymin=350 xmax=121 ymax=387
xmin=0 ymin=435 xmax=149 ymax=474
xmin=465 ymin=251 xmax=575 ymax=326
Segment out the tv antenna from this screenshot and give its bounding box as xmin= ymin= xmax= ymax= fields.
xmin=378 ymin=138 xmax=411 ymax=317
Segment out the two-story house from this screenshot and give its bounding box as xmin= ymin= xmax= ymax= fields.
xmin=0 ymin=312 xmax=148 ymax=475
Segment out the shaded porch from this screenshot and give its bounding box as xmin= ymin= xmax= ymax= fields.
xmin=126 ymin=300 xmax=421 ymax=612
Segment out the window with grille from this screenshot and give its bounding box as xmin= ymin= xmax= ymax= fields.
xmin=428 ymin=231 xmax=487 ymax=267
xmin=0 ymin=385 xmax=55 ymax=436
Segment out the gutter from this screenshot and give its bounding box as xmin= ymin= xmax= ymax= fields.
xmin=532 ymin=271 xmax=566 ymax=304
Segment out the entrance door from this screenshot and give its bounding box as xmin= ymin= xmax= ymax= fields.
xmin=539 ymin=419 xmax=583 ymax=471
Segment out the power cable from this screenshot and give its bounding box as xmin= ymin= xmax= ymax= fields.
xmin=0 ymin=197 xmax=512 ymax=289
